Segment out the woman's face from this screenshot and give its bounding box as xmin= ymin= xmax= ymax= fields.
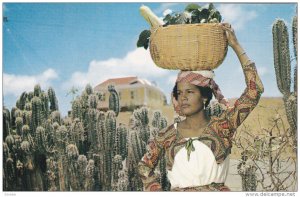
xmin=176 ymin=82 xmax=205 ymax=116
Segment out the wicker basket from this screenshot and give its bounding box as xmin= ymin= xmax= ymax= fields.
xmin=149 ymin=23 xmax=228 ymax=71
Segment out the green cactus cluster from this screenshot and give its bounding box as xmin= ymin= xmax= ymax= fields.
xmin=3 ymin=82 xmax=170 ymax=191
xmin=238 ymin=158 xmax=257 ymax=191
xmin=272 ymin=16 xmax=298 ymax=142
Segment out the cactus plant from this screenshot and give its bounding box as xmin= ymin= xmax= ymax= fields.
xmin=272 ymin=17 xmax=297 ymax=141
xmin=40 ymin=92 xmax=49 ymax=120
xmin=31 ymin=96 xmax=43 ymax=135
xmin=36 ymin=126 xmax=47 ymax=154
xmin=111 ymin=154 xmax=123 ymax=190
xmin=77 ymin=155 xmax=87 ymax=190
xmin=46 ymin=157 xmax=58 ymax=191
xmin=16 ymin=91 xmax=28 ymax=110
xmin=50 ymin=110 xmax=61 ymax=124
xmin=3 ymin=80 xmax=175 ymax=191
xmin=71 ymin=99 xmax=82 ymax=120
xmin=66 ymin=144 xmax=80 ymax=190
xmin=10 ymin=107 xmax=18 ymax=130
xmin=15 ymin=117 xmax=23 ymax=136
xmin=96 ymin=111 xmax=106 ymax=151
xmin=88 ymin=94 xmax=98 ymax=109
xmin=117 ymin=168 xmax=129 ymax=191
xmin=114 ymin=123 xmax=128 ymax=160
xmin=85 ymin=159 xmax=95 ymax=191
xmin=48 ymin=87 xmax=59 ymax=112
xmin=85 ymin=84 xmax=94 ymax=95
xmin=92 ymin=154 xmax=102 ymax=190
xmin=3 ymin=107 xmax=11 ymax=140
xmin=88 ymin=108 xmax=99 ymax=151
xmin=108 ymin=85 xmax=120 ymax=117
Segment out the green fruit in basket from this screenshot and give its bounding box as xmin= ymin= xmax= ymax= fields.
xmin=137 ymin=30 xmax=151 ymax=49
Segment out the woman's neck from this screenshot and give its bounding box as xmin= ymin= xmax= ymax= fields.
xmin=181 ymin=110 xmax=209 ymax=130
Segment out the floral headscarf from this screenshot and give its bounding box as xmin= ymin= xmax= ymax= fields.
xmin=172 ymin=70 xmax=229 ymax=115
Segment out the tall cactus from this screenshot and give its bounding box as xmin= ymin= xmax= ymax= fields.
xmin=84 ymin=159 xmax=95 ymax=191
xmin=17 ymin=91 xmax=28 ymax=110
xmin=111 ymin=154 xmax=123 ymax=191
xmin=35 ymin=126 xmax=47 ymax=154
xmin=114 ymin=123 xmax=128 ymax=160
xmin=88 ymin=94 xmax=98 ymax=109
xmin=88 ymin=108 xmax=99 ymax=151
xmin=46 ymin=157 xmax=58 ymax=191
xmin=108 ymin=85 xmax=120 ymax=117
xmin=48 ymin=87 xmax=59 ymax=112
xmin=77 ymin=155 xmax=87 ymax=190
xmin=34 ymin=84 xmax=42 ymax=97
xmin=66 ymin=144 xmax=80 ymax=191
xmin=96 ymin=111 xmax=106 ymax=151
xmin=71 ymin=99 xmax=82 ymax=120
xmin=272 ymin=17 xmax=297 ymax=140
xmin=92 ymin=154 xmax=101 ymax=190
xmin=3 ymin=107 xmax=11 ymax=140
xmin=11 ymin=107 xmax=18 ymax=130
xmin=102 ymin=110 xmax=117 ymax=190
xmin=40 ymin=92 xmax=49 ymax=121
xmin=31 ymin=96 xmax=43 ymax=135
xmin=84 ymin=84 xmax=93 ymax=95
xmin=50 ymin=111 xmax=61 ymax=125
xmin=133 ymin=107 xmax=150 ymax=146
xmin=15 ymin=117 xmax=23 ymax=136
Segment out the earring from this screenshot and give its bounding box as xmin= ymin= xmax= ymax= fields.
xmin=203 ymin=99 xmax=207 ymax=109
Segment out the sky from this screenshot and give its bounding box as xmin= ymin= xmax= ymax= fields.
xmin=2 ymin=2 xmax=298 ymax=116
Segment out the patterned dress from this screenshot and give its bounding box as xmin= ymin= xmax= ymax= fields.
xmin=137 ymin=61 xmax=264 ymax=191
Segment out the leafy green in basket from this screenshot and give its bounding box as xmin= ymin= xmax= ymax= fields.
xmin=137 ymin=3 xmax=223 ymax=50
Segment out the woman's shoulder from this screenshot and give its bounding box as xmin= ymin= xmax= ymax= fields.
xmin=156 ymin=123 xmax=177 ymax=145
xmin=157 ymin=123 xmax=176 ymax=137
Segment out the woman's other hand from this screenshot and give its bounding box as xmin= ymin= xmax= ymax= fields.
xmin=220 ymin=23 xmax=250 ymax=65
xmin=221 ymin=23 xmax=239 ymax=48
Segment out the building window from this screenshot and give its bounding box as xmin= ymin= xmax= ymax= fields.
xmin=131 ymin=91 xmax=134 ymax=99
xmin=97 ymin=92 xmax=106 ymax=101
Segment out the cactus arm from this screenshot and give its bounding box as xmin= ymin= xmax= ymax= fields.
xmin=272 ymin=19 xmax=291 ymax=95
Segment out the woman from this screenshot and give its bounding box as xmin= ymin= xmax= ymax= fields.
xmin=137 ymin=23 xmax=264 ymax=191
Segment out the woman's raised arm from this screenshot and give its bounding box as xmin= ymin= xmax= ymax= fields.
xmin=218 ymin=24 xmax=264 ymax=135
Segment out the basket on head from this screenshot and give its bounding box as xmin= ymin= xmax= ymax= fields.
xmin=149 ymin=23 xmax=228 ymax=71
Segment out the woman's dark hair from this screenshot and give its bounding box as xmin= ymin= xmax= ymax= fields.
xmin=172 ymin=83 xmax=213 ymax=108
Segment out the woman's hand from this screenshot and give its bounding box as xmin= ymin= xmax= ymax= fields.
xmin=221 ymin=23 xmax=250 ymax=65
xmin=221 ymin=23 xmax=239 ymax=48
